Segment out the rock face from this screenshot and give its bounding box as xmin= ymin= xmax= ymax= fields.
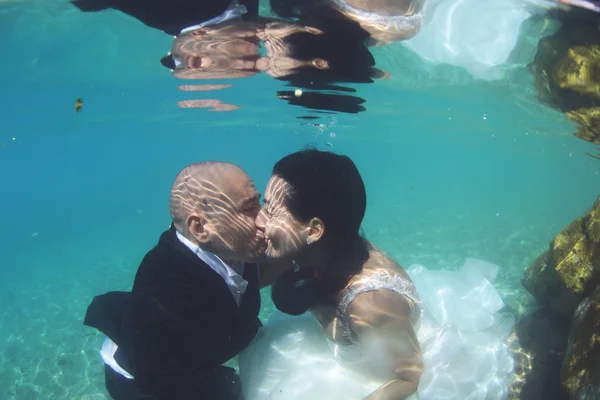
xmin=522 ymin=196 xmax=600 ymax=317
xmin=518 ymin=195 xmax=600 ymax=400
xmin=561 ymin=286 xmax=600 ymax=399
xmin=507 ymin=308 xmax=571 ymax=400
xmin=519 ymin=11 xmax=600 ymax=400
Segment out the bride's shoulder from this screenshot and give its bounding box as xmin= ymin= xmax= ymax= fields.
xmin=343 ymin=256 xmax=417 ymax=316
xmin=339 ymin=243 xmax=422 ymax=326
xmin=362 ymin=242 xmax=411 ymax=281
xmin=345 ymin=287 xmax=415 ymax=338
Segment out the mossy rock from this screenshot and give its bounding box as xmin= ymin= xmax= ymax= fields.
xmin=522 ymin=196 xmax=600 ymax=316
xmin=507 ymin=308 xmax=570 ymax=400
xmin=561 ymin=286 xmax=600 ymax=399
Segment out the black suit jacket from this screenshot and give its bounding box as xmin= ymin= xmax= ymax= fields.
xmin=84 ymin=225 xmax=261 ymax=399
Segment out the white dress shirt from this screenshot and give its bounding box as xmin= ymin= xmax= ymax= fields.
xmin=175 ymin=230 xmax=248 ymax=306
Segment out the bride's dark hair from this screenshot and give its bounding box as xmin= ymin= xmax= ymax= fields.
xmin=270 ymin=148 xmax=370 ymax=315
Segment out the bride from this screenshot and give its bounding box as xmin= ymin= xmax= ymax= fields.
xmin=239 ymin=149 xmax=516 ymax=400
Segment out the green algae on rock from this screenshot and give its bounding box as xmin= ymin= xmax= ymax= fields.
xmin=522 ymin=196 xmax=600 ymax=316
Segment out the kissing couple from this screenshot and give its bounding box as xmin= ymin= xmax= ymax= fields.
xmin=84 ymin=149 xmax=516 ymax=400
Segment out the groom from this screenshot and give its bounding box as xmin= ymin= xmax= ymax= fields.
xmin=84 ymin=161 xmax=272 ymax=400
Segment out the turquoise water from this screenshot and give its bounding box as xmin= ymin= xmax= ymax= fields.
xmin=1 ymin=1 xmax=599 ymax=398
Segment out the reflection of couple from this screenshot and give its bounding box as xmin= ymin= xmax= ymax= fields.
xmin=84 ymin=149 xmax=515 ymax=400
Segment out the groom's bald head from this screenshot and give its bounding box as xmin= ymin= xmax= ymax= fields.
xmin=170 ymin=162 xmax=265 ymax=261
xmin=170 ymin=162 xmax=242 ymax=226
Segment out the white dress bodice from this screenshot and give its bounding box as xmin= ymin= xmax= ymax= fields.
xmin=323 ymin=269 xmax=423 ymax=366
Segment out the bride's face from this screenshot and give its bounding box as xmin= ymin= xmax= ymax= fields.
xmin=256 ymin=175 xmax=311 ymax=259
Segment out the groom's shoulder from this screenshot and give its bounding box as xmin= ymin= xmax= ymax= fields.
xmin=132 ymin=228 xmax=182 ymax=286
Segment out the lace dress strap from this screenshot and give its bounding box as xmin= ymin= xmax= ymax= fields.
xmin=336 ymin=270 xmax=423 ymax=343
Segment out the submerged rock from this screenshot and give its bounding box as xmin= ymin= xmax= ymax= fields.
xmin=519 ymin=195 xmax=600 ymax=399
xmin=522 ymin=196 xmax=600 ymax=316
xmin=507 ymin=308 xmax=570 ymax=400
xmin=561 ymin=286 xmax=600 ymax=399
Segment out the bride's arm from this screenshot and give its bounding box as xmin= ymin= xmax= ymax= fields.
xmin=347 ymin=289 xmax=423 ymax=400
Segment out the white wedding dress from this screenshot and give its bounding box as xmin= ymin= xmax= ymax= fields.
xmin=239 ymin=258 xmax=516 ymax=400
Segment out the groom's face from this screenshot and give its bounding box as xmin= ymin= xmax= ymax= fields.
xmin=178 ymin=164 xmax=266 ymax=262
xmin=201 ymin=168 xmax=266 ymax=262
